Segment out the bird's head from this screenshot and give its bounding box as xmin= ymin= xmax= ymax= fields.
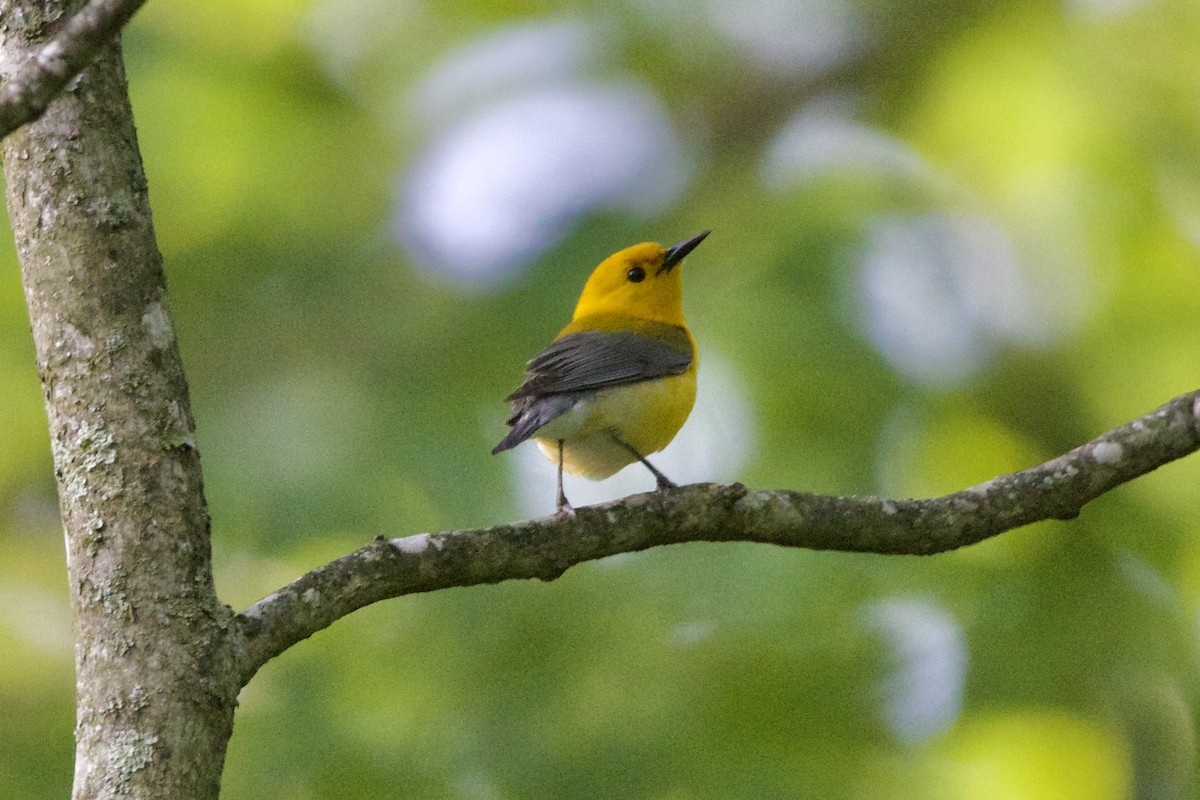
xmin=572 ymin=231 xmax=709 ymax=325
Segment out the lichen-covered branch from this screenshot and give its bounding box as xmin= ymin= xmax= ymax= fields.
xmin=232 ymin=388 xmax=1200 ymax=685
xmin=0 ymin=0 xmax=147 ymax=140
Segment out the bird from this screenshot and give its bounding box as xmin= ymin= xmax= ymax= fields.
xmin=493 ymin=231 xmax=709 ymax=514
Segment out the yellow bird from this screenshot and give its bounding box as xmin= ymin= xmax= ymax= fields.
xmin=493 ymin=232 xmax=709 ymax=513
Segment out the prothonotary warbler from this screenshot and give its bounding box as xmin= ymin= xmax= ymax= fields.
xmin=493 ymin=231 xmax=709 ymax=513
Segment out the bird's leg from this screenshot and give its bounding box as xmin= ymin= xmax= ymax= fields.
xmin=611 ymin=434 xmax=676 ymax=491
xmin=556 ymin=440 xmax=574 ymax=515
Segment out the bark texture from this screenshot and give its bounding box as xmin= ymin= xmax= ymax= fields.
xmin=0 ymin=6 xmax=235 ymax=800
xmin=0 ymin=0 xmax=147 ymax=139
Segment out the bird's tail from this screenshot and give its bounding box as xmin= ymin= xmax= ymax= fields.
xmin=491 ymin=394 xmax=578 ymax=454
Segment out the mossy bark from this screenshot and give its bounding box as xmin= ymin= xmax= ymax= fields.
xmin=0 ymin=7 xmax=236 ymax=799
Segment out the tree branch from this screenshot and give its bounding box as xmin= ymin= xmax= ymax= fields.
xmin=231 ymin=388 xmax=1200 ymax=685
xmin=0 ymin=0 xmax=146 ymax=140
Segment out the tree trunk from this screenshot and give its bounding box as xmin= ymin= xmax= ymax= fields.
xmin=0 ymin=6 xmax=235 ymax=799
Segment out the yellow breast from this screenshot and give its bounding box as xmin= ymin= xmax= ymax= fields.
xmin=533 ymin=369 xmax=697 ymax=479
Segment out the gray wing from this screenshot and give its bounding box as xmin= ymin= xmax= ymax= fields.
xmin=506 ymin=328 xmax=692 ymax=401
xmin=492 ymin=327 xmax=692 ymax=454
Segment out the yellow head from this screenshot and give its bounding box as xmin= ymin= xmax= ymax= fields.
xmin=572 ymin=232 xmax=709 ymax=326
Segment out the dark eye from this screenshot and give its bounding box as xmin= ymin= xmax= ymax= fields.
xmin=626 ymin=266 xmax=646 ymax=283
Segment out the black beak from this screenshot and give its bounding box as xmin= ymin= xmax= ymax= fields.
xmin=659 ymin=230 xmax=710 ymax=274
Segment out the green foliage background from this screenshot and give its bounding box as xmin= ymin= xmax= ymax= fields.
xmin=2 ymin=0 xmax=1199 ymax=797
